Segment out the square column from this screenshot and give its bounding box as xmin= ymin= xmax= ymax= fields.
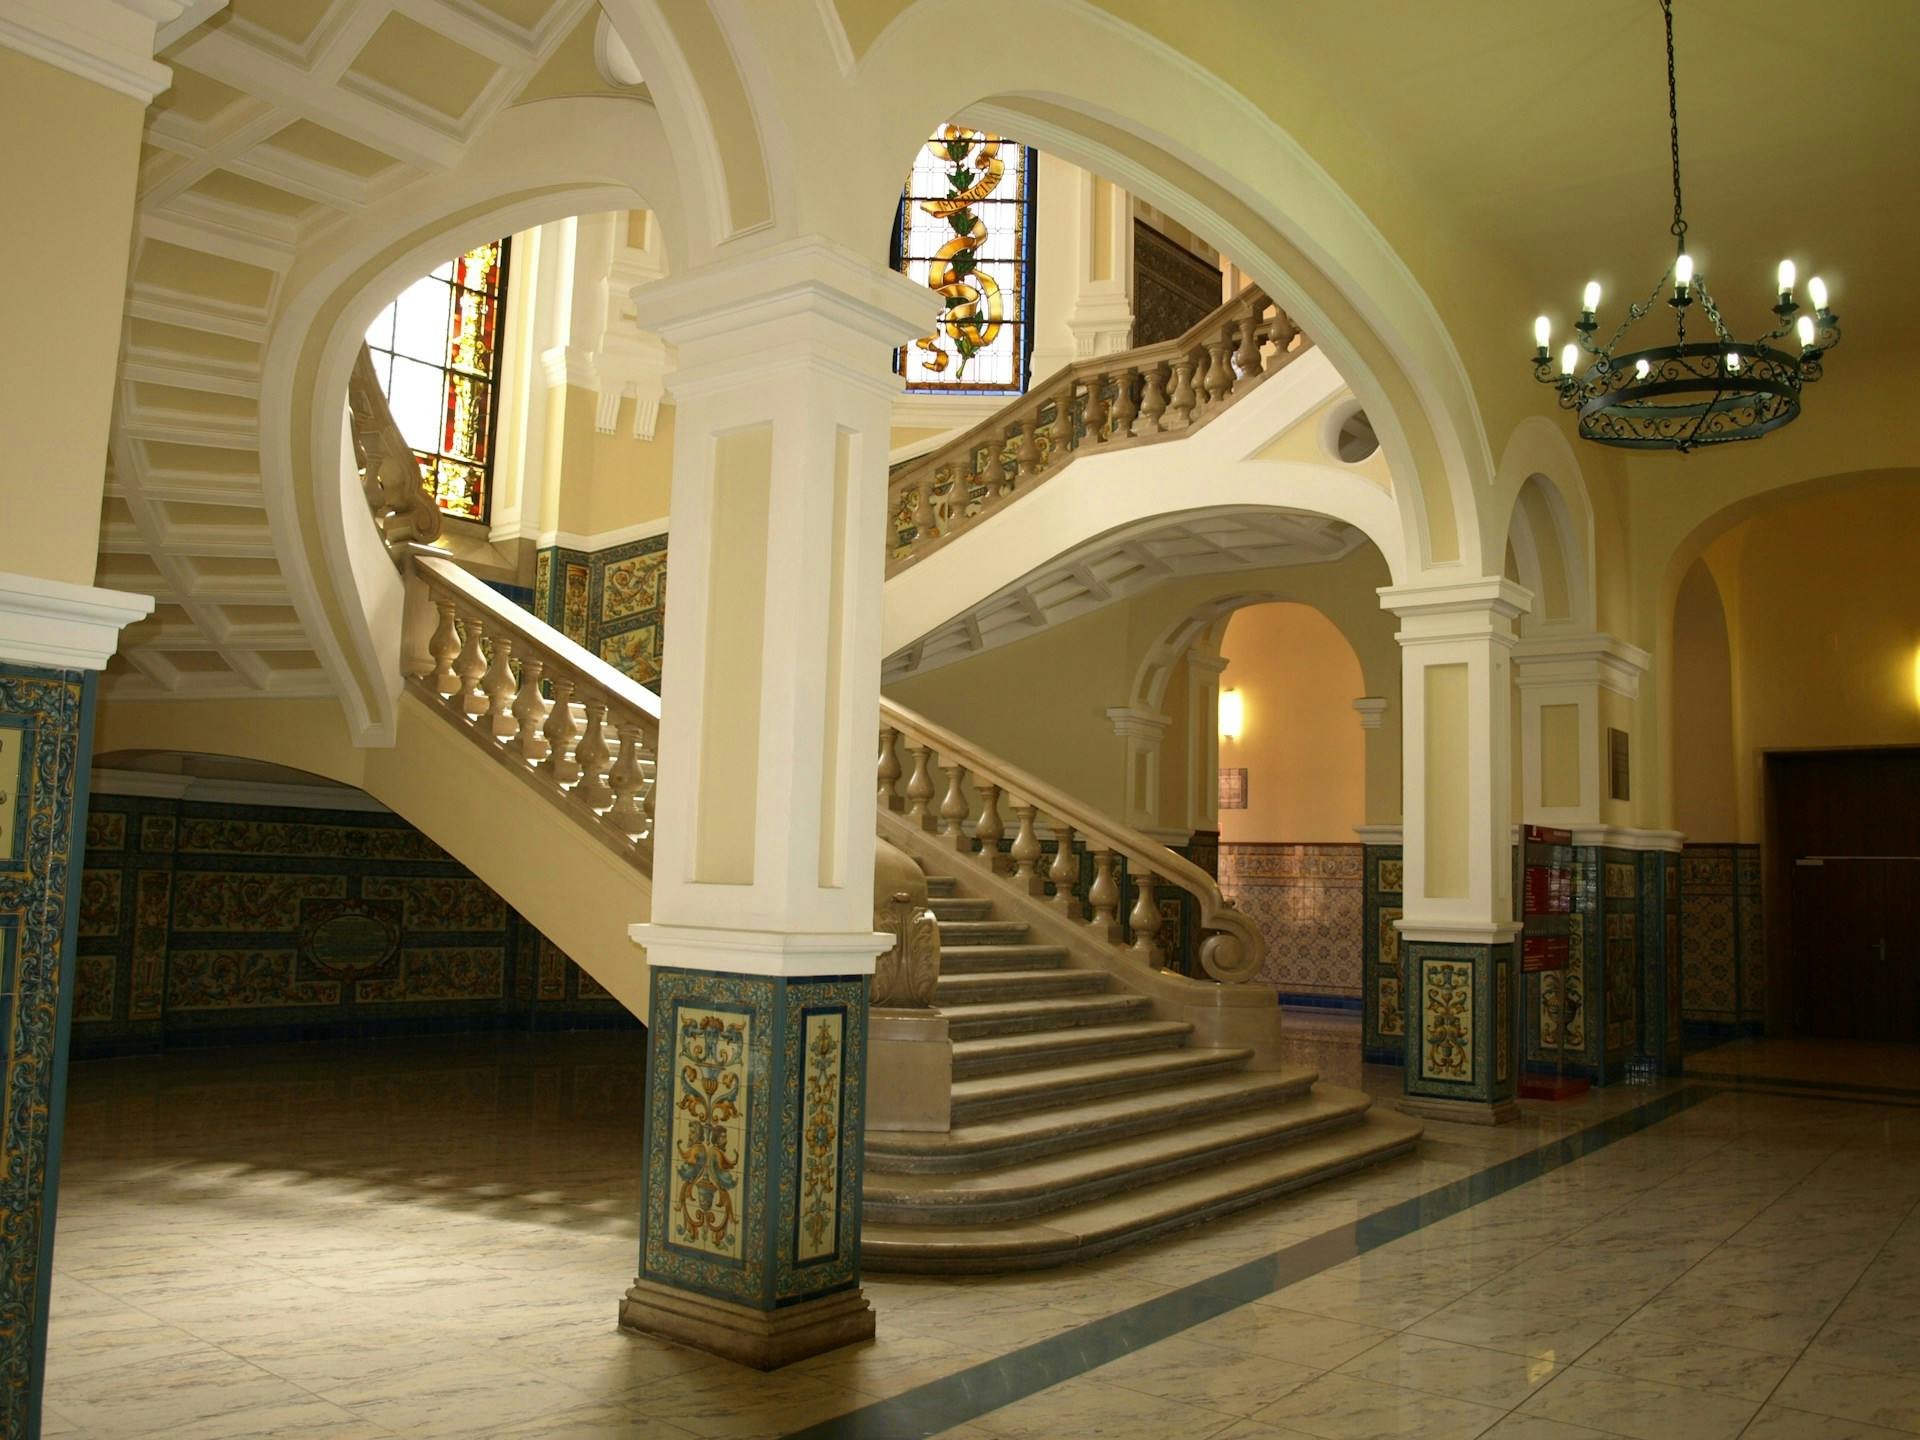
xmin=1379 ymin=578 xmax=1530 ymax=1124
xmin=620 ymin=238 xmax=933 ymax=1366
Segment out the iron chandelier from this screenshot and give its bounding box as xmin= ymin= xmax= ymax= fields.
xmin=1532 ymin=0 xmax=1841 ymax=452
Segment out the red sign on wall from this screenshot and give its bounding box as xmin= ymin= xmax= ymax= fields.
xmin=1522 ymin=934 xmax=1569 ymax=973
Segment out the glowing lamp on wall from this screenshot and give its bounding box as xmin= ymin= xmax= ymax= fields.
xmin=1219 ymin=688 xmax=1244 ymax=741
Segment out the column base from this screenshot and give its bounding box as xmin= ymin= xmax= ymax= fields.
xmin=619 ymin=1278 xmax=874 ymax=1370
xmin=1397 ymin=1095 xmax=1520 ymax=1126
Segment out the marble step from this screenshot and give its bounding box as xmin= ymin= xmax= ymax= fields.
xmin=933 ymin=968 xmax=1107 ymax=1006
xmin=949 ymin=1045 xmax=1251 ymax=1125
xmin=927 ymin=897 xmax=993 ymax=921
xmin=938 ymin=919 xmax=1031 ymax=946
xmin=937 ymin=944 xmax=1070 ymax=976
xmin=924 ymin=875 xmax=959 ymax=898
xmin=950 ymin=1018 xmax=1193 ymax=1078
xmin=867 ymin=1065 xmax=1312 ymax=1173
xmin=864 ymin=1084 xmax=1373 ymax=1224
xmin=939 ymin=992 xmax=1156 ymax=1040
xmin=862 ymin=1101 xmax=1424 ymax=1272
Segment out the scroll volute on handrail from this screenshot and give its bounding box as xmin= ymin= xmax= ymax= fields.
xmin=877 ymin=695 xmax=1264 ymax=985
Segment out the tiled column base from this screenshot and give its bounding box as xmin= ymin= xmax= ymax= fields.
xmin=621 ymin=962 xmax=873 ymax=1370
xmin=1397 ymin=938 xmax=1519 ymax=1124
xmin=619 ymin=1278 xmax=874 ymax=1370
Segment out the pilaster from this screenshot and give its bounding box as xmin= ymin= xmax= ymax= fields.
xmin=1105 ymin=704 xmax=1170 ymax=832
xmin=618 ymin=236 xmax=930 ymax=1366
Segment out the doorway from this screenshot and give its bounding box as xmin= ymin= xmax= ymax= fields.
xmin=1766 ymin=748 xmax=1920 ymax=1042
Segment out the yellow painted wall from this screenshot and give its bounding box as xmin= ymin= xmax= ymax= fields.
xmin=1703 ymin=478 xmax=1920 ymax=841
xmin=1670 ymin=558 xmax=1738 ymax=841
xmin=0 ymin=51 xmax=146 ymax=586
xmin=1216 ymin=602 xmax=1365 ymax=842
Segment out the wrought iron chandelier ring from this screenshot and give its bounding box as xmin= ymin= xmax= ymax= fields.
xmin=1530 ymin=0 xmax=1842 ymax=452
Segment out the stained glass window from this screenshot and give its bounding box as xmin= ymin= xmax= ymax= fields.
xmin=894 ymin=129 xmax=1036 ymax=395
xmin=364 ymin=238 xmax=512 ymax=522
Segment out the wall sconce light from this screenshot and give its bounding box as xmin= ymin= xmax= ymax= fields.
xmin=1219 ymin=688 xmax=1244 ymax=741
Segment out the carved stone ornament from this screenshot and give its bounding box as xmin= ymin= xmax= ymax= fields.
xmin=873 ymin=838 xmax=941 ymax=1009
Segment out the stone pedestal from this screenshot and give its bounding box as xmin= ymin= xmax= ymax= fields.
xmin=867 ymin=1009 xmax=951 ymax=1133
xmin=622 ymin=953 xmax=880 ymax=1369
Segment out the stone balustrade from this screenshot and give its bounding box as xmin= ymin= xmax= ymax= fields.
xmin=348 ymin=344 xmax=443 ymax=555
xmin=405 ymin=554 xmax=661 ymax=872
xmin=885 ymin=287 xmax=1308 ymax=576
xmin=877 ymin=698 xmax=1264 ymax=985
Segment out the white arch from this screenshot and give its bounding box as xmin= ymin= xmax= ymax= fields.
xmin=257 ymin=96 xmax=686 ymax=745
xmin=1493 ymin=415 xmax=1597 ymax=632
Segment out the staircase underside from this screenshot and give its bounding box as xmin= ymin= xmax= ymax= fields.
xmin=860 ymin=873 xmax=1421 ymax=1273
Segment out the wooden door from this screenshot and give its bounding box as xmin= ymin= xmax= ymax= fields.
xmin=1770 ymin=749 xmax=1920 ymax=1042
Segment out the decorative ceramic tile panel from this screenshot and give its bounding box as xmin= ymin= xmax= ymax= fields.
xmin=794 ymin=1010 xmax=844 ymax=1264
xmin=669 ymin=1004 xmax=751 ymax=1262
xmin=1496 ymin=964 xmax=1511 ymax=1083
xmin=1419 ymin=957 xmax=1474 ymax=1081
xmin=1218 ymin=843 xmax=1363 ymax=1000
xmin=1540 ymin=967 xmax=1586 ymax=1050
xmin=1361 ymin=845 xmax=1405 ymax=1063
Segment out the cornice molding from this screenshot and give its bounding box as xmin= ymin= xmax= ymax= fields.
xmin=0 ymin=0 xmax=224 ymax=103
xmin=0 ymin=573 xmax=154 ymax=672
xmin=90 ymin=766 xmax=391 ymax=812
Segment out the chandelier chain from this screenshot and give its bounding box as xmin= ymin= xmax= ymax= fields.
xmin=1665 ymin=0 xmax=1686 ymax=246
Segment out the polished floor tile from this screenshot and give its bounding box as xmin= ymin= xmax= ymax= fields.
xmin=43 ymin=1030 xmax=1920 ymax=1440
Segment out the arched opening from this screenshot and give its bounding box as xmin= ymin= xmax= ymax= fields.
xmin=1670 ymin=560 xmax=1737 ymax=844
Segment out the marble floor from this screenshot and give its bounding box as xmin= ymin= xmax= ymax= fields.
xmin=42 ymin=1031 xmax=1920 ymax=1439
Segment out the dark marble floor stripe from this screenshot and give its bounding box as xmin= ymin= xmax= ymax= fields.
xmin=786 ymin=1086 xmax=1721 ymax=1440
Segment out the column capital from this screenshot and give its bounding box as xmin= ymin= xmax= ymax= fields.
xmin=632 ymin=236 xmax=930 ymax=399
xmin=1104 ymin=704 xmax=1170 ymax=740
xmin=0 ymin=0 xmax=222 ymax=103
xmin=1352 ymin=696 xmax=1389 ymax=730
xmin=1378 ymin=576 xmax=1533 ymax=639
xmin=0 ymin=572 xmax=153 ymax=671
xmin=629 ymin=923 xmax=891 ymax=978
xmin=1185 ymin=651 xmax=1230 ymax=677
xmin=1512 ymin=629 xmax=1651 ymax=698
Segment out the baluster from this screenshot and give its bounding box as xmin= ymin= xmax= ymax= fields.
xmin=974 ymin=782 xmax=1004 ymax=865
xmin=1137 ymin=363 xmax=1168 ymax=434
xmin=1088 ymin=849 xmax=1121 ymax=933
xmin=911 ymin=477 xmax=936 ymax=537
xmin=1010 ymin=803 xmax=1042 ymax=886
xmin=1049 ymin=823 xmax=1081 ymax=918
xmin=1165 ymin=356 xmax=1197 ymax=431
xmin=937 ymin=762 xmax=969 ymax=840
xmin=1110 ymin=367 xmax=1140 ymax=438
xmin=1129 ymin=869 xmax=1163 ymax=963
xmin=1236 ymin=312 xmax=1263 ymax=378
xmin=603 ymin=721 xmax=647 ymax=838
xmin=428 ymin=597 xmax=460 ymax=698
xmin=453 ymin=610 xmax=488 ymax=718
xmin=513 ymin=655 xmax=549 ymax=763
xmin=640 ymin=758 xmax=657 ymax=839
xmin=1204 ymin=337 xmax=1233 ymax=404
xmin=573 ymin=697 xmax=612 ymax=810
xmin=877 ymin=726 xmax=902 ymax=808
xmin=481 ymin=630 xmax=517 ymax=740
xmin=1083 ymin=376 xmax=1110 ymax=445
xmin=1014 ymin=422 xmax=1041 ymax=478
xmin=904 ymin=745 xmax=935 ymax=826
xmin=539 ymin=677 xmax=578 ymax=784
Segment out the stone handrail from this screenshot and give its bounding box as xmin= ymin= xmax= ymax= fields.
xmin=886 ymin=286 xmax=1309 ymax=576
xmin=349 ymin=343 xmax=443 ymax=557
xmin=877 ymin=696 xmax=1263 ymax=984
xmin=403 ymin=553 xmax=660 ymax=872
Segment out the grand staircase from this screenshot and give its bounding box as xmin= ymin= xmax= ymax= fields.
xmin=860 ymin=863 xmax=1418 ymax=1271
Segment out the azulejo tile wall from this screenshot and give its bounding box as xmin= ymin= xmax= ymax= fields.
xmin=1361 ymin=846 xmax=1405 ymax=1063
xmin=1 ymin=662 xmax=95 ymax=1437
xmin=75 ymin=794 xmax=634 ymax=1055
xmin=1217 ymin=843 xmax=1364 ymax=1007
xmin=535 ymin=534 xmax=668 ymax=689
xmin=640 ymin=967 xmax=867 ymax=1311
xmin=1401 ymin=939 xmax=1518 ymax=1112
xmin=1678 ymin=842 xmax=1765 ymax=1037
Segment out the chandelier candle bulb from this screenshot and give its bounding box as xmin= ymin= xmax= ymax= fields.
xmin=1778 ymin=259 xmax=1796 ymax=296
xmin=1809 ymin=275 xmax=1828 ymax=311
xmin=1798 ymin=314 xmax=1817 ymax=349
xmin=1560 ymin=343 xmax=1578 ymax=377
xmin=1726 ymin=352 xmax=1741 ymax=372
xmin=1635 ymin=358 xmax=1651 ymax=379
xmin=1674 ymin=253 xmax=1694 ymax=293
xmin=1534 ymin=315 xmax=1552 ymax=353
xmin=1582 ymin=281 xmax=1601 ymax=313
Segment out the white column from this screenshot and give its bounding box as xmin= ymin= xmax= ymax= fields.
xmin=630 ymin=235 xmax=932 ymax=969
xmin=1105 ymin=704 xmax=1171 ymax=834
xmin=1380 ymin=578 xmax=1531 ymax=943
xmin=1185 ymin=651 xmax=1228 ymax=835
xmin=1028 ymin=155 xmax=1134 ymax=384
xmin=1512 ymin=631 xmax=1649 ymax=831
